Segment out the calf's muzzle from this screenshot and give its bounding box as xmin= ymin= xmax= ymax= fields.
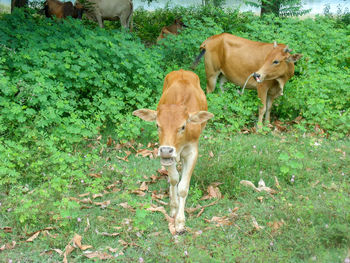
xmin=159 ymin=146 xmax=176 ymax=166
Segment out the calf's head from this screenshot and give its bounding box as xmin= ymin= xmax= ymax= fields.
xmin=133 ymin=105 xmax=213 ymax=166
xmin=253 ymin=42 xmax=302 ymax=83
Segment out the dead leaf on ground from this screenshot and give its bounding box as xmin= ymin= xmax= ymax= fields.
xmin=201 ymin=183 xmax=222 ymax=200
xmin=116 ymin=150 xmax=131 ymax=162
xmin=267 ymin=220 xmax=285 ymax=235
xmin=131 ymin=189 xmax=146 ymax=196
xmin=209 ymin=151 xmax=214 ymax=158
xmin=92 ymin=193 xmax=103 ymax=199
xmin=157 ymin=168 xmax=168 ymax=177
xmin=26 ymin=231 xmax=40 ymax=242
xmin=40 ymin=248 xmax=63 ymax=256
xmin=240 ymin=179 xmax=277 ymax=194
xmin=118 ymin=239 xmax=139 ymax=249
xmin=84 ymin=251 xmax=113 ymax=260
xmin=204 ymin=216 xmax=233 ymax=226
xmin=80 ymin=198 xmax=93 ymax=204
xmin=147 ymin=204 xmax=176 ymax=235
xmin=63 ymin=244 xmax=75 ymax=263
xmin=0 ymin=241 xmax=16 ymax=251
xmin=89 ymin=173 xmax=101 ymax=178
xmin=136 ymin=148 xmax=155 ymax=159
xmin=151 ymin=191 xmax=167 ymax=200
xmin=119 ymin=202 xmax=135 ymax=212
xmin=72 ymin=233 xmax=93 ymax=251
xmin=139 ymin=181 xmax=148 ymax=191
xmin=95 ymin=229 xmax=120 ymax=237
xmin=1 ymin=227 xmax=12 ymax=233
xmin=94 ymin=200 xmax=111 ymax=208
xmin=84 ymin=218 xmax=90 ymax=232
xmin=251 ymin=216 xmax=265 ymax=231
xmin=274 ymin=176 xmax=281 ymax=189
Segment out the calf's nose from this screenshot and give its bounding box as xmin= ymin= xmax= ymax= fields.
xmin=159 ymin=146 xmax=175 ymax=158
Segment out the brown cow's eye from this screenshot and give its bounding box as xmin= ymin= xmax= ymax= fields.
xmin=273 ymin=60 xmax=279 ymax=64
xmin=180 ymin=125 xmax=186 ymax=132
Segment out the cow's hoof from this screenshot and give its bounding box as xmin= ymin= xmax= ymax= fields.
xmin=170 ymin=208 xmax=177 ymax=217
xmin=175 ymin=220 xmax=185 ymax=234
xmin=176 ymin=228 xmax=187 ymax=235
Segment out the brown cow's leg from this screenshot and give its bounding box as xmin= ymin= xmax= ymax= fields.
xmin=206 ymin=72 xmax=220 ymax=94
xmin=176 ymin=144 xmax=198 ymax=233
xmin=167 ymin=163 xmax=179 ymax=217
xmin=257 ymin=84 xmax=269 ymax=125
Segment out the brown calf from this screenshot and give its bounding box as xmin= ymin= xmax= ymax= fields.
xmin=192 ymin=33 xmax=302 ymax=124
xmin=44 ymin=0 xmax=83 ymax=19
xmin=133 ymin=70 xmax=213 ymax=233
xmin=156 ymin=18 xmax=187 ymax=43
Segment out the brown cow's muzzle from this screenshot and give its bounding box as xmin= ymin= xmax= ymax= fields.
xmin=253 ymin=72 xmax=263 ymax=83
xmin=158 ymin=146 xmax=176 ymax=166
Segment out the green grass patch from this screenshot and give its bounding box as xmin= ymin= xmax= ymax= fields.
xmin=1 ymin=133 xmax=349 ymax=262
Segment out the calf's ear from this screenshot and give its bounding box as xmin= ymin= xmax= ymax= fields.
xmin=188 ymin=111 xmax=214 ymax=124
xmin=133 ymin=109 xmax=157 ymax=122
xmin=287 ymin=53 xmax=303 ymax=63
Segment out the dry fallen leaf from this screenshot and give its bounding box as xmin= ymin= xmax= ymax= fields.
xmin=73 ymin=233 xmax=93 ymax=250
xmin=0 ymin=241 xmax=16 ymax=251
xmin=201 ymin=183 xmax=222 ymax=200
xmin=131 ymin=189 xmax=146 ymax=196
xmin=139 ymin=181 xmax=148 ymax=191
xmin=147 ymin=204 xmax=176 ymax=235
xmin=63 ymin=244 xmax=75 ymax=263
xmin=267 ymin=220 xmax=285 ymax=235
xmin=251 ymin=216 xmax=265 ymax=231
xmin=92 ymin=193 xmax=103 ymax=199
xmin=84 ymin=251 xmax=114 ymax=260
xmin=240 ymin=179 xmax=277 ymax=194
xmin=119 ymin=202 xmax=135 ymax=212
xmin=40 ymin=248 xmax=63 ymax=256
xmin=26 ymin=231 xmax=40 ymax=242
xmin=94 ymin=200 xmax=111 ymax=208
xmin=95 ymin=229 xmax=120 ymax=237
xmin=204 ymin=216 xmax=233 ymax=226
xmin=1 ymin=227 xmax=12 ymax=233
xmin=84 ymin=218 xmax=90 ymax=232
xmin=209 ymin=151 xmax=214 ymax=158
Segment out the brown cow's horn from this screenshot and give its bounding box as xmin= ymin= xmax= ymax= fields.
xmin=273 ymin=41 xmax=277 ymax=48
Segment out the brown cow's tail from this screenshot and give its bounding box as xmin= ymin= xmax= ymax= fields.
xmin=191 ymin=48 xmax=206 ymax=70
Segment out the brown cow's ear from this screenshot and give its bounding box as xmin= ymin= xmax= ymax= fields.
xmin=287 ymin=54 xmax=303 ymax=62
xmin=188 ymin=111 xmax=214 ymax=124
xmin=133 ymin=109 xmax=157 ymax=122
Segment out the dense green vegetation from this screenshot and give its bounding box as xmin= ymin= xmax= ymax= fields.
xmin=0 ymin=5 xmax=349 ymax=262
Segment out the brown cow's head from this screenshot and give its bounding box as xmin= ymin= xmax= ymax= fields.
xmin=253 ymin=43 xmax=302 ymax=83
xmin=133 ymin=105 xmax=213 ymax=166
xmin=73 ymin=2 xmax=84 ymax=19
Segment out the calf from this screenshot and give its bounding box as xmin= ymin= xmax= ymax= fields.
xmin=192 ymin=33 xmax=302 ymax=124
xmin=156 ymin=18 xmax=187 ymax=43
xmin=133 ymin=70 xmax=213 ymax=233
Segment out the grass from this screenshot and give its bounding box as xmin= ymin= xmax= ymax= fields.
xmin=1 ymin=132 xmax=349 ymax=262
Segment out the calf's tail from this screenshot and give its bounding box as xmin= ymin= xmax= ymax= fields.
xmin=191 ymin=48 xmax=206 ymax=70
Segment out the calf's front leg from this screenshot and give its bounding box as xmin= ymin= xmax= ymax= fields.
xmin=176 ymin=145 xmax=198 ymax=233
xmin=167 ymin=163 xmax=179 ymax=217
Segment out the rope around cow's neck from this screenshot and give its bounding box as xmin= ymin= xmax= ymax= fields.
xmin=238 ymin=73 xmax=255 ymax=95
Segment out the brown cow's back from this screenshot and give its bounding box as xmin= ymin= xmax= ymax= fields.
xmin=159 ymin=70 xmax=207 ymax=113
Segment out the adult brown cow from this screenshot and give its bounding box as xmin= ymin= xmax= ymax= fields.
xmin=192 ymin=33 xmax=302 ymax=124
xmin=44 ymin=0 xmax=83 ymax=19
xmin=133 ymin=70 xmax=213 ymax=233
xmin=156 ymin=18 xmax=187 ymax=43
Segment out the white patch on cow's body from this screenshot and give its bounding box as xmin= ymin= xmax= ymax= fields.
xmin=276 ymin=78 xmax=285 ymax=96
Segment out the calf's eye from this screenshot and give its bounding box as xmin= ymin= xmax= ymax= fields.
xmin=273 ymin=60 xmax=279 ymax=64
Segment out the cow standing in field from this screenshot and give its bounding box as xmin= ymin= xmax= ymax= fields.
xmin=133 ymin=70 xmax=214 ymax=233
xmin=192 ymin=33 xmax=302 ymax=124
xmin=156 ymin=18 xmax=187 ymax=43
xmin=44 ymin=0 xmax=83 ymax=19
xmin=75 ymin=0 xmax=133 ymax=29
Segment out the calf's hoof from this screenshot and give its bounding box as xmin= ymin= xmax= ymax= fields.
xmin=175 ymin=219 xmax=186 ymax=234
